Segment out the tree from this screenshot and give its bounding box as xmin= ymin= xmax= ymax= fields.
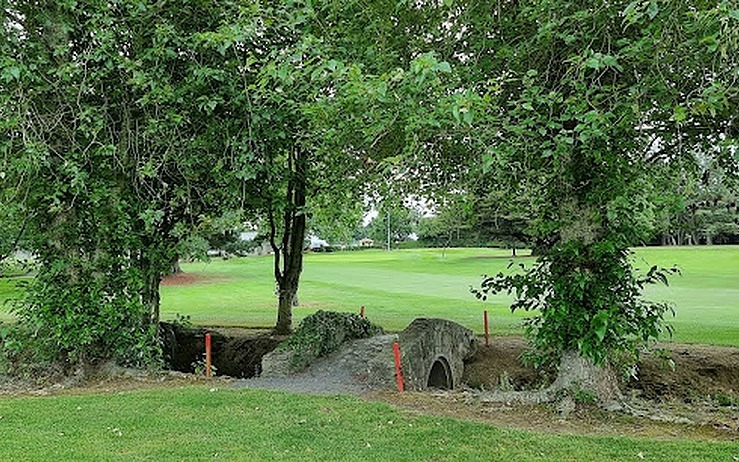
xmin=308 ymin=198 xmax=365 ymax=248
xmin=416 ymin=189 xmax=532 ymax=254
xmin=1 ymin=0 xmax=262 ymax=366
xmin=652 ymin=157 xmax=739 ymax=245
xmin=365 ymin=199 xmax=422 ymax=249
xmin=240 ymin=2 xmax=463 ymax=333
xmin=0 ymin=201 xmax=27 ymax=275
xmin=326 ymin=0 xmax=737 ymax=401
xmin=460 ymin=0 xmax=739 ymax=400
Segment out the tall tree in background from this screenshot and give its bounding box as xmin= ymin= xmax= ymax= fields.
xmin=244 ymin=1 xmax=464 ymax=333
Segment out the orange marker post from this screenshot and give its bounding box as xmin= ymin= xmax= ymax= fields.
xmin=360 ymin=305 xmax=365 ymax=318
xmin=392 ymin=341 xmax=404 ymax=393
xmin=484 ymin=310 xmax=489 ymax=347
xmin=205 ymin=333 xmax=212 ymax=377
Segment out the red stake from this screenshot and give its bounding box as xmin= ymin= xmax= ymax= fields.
xmin=484 ymin=310 xmax=489 ymax=347
xmin=205 ymin=333 xmax=212 ymax=377
xmin=360 ymin=305 xmax=365 ymax=318
xmin=392 ymin=341 xmax=404 ymax=393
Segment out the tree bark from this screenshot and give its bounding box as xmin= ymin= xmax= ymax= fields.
xmin=549 ymin=350 xmax=622 ymax=405
xmin=477 ymin=350 xmax=623 ymax=411
xmin=140 ymin=253 xmax=163 ymax=330
xmin=271 ymin=146 xmax=307 ymax=335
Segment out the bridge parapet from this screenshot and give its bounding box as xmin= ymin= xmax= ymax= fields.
xmin=366 ymin=318 xmax=477 ymax=391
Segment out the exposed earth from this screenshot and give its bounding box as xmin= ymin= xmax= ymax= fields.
xmin=388 ymin=336 xmax=739 ymax=442
xmin=2 ymin=331 xmax=737 ymax=442
xmin=232 ymin=332 xmax=739 ymax=441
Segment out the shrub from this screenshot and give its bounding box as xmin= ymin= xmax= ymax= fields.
xmin=279 ymin=310 xmax=383 ymax=371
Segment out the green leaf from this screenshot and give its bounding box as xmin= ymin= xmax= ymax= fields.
xmin=584 ymin=56 xmax=603 ymax=70
xmin=672 ymin=105 xmax=687 ymax=122
xmin=601 ymin=55 xmax=623 ymax=72
xmin=647 ymin=1 xmax=659 ymax=19
xmin=482 ymin=153 xmax=494 ymax=173
xmin=1 ymin=66 xmax=20 ymax=82
xmin=462 ymin=109 xmax=473 ymax=125
xmin=592 ymin=311 xmax=609 ymax=342
xmin=452 ymin=105 xmax=461 ymax=123
xmin=435 ymin=61 xmax=452 ymax=73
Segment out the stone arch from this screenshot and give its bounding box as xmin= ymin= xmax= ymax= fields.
xmin=359 ymin=318 xmax=476 ymax=392
xmin=427 ymin=355 xmax=453 ymax=389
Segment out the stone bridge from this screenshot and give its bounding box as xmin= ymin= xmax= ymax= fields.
xmin=366 ymin=318 xmax=477 ymax=391
xmin=258 ymin=317 xmax=477 ymax=393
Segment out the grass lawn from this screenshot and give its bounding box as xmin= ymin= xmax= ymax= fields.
xmin=2 ymin=246 xmax=738 ymax=346
xmin=0 ymin=277 xmax=23 ymax=322
xmin=0 ymin=386 xmax=736 ymax=461
xmin=161 ymin=246 xmax=738 ymax=346
xmin=159 ymin=248 xmax=533 ymax=334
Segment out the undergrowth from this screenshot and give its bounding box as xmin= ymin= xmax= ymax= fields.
xmin=279 ymin=310 xmax=383 ymax=371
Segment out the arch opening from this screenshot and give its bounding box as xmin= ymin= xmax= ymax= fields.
xmin=427 ymin=356 xmax=453 ymax=389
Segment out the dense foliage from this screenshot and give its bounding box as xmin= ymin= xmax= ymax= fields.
xmin=1 ymin=0 xmax=261 ymax=367
xmin=1 ymin=0 xmax=736 ymax=375
xmin=459 ymin=0 xmax=738 ymax=366
xmin=474 ymin=248 xmax=680 ymax=367
xmin=278 ymin=310 xmax=383 ymax=371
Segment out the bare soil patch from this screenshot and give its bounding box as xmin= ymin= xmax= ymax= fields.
xmin=160 ymin=271 xmax=227 ymax=286
xmin=161 ymin=323 xmax=282 ymax=378
xmin=430 ymin=336 xmax=739 ymax=441
xmin=464 ymin=337 xmax=739 ymax=403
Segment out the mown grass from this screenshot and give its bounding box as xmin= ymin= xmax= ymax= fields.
xmin=2 ymin=246 xmax=738 ymax=345
xmin=0 ymin=277 xmax=23 ymax=322
xmin=160 ymin=246 xmax=739 ymax=346
xmin=0 ymin=386 xmax=736 ymax=461
xmin=158 ymin=248 xmax=532 ymax=334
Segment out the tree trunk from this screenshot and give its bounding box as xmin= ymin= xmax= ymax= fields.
xmin=141 ymin=258 xmax=163 ymax=330
xmin=271 ymin=146 xmax=307 ymax=335
xmin=550 ymin=351 xmax=622 ymax=406
xmin=137 ymin=240 xmax=171 ymax=332
xmin=477 ymin=350 xmax=623 ymax=411
xmin=171 ymin=257 xmax=182 ymax=275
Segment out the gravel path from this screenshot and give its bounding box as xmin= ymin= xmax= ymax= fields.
xmin=232 ymin=335 xmax=397 ymax=396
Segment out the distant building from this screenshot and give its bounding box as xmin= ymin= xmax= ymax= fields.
xmin=306 ymin=235 xmax=331 ymax=251
xmin=358 ymin=238 xmax=374 ymax=247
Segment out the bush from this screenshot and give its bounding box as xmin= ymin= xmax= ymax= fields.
xmin=1 ymin=259 xmax=162 ymax=376
xmin=278 ymin=310 xmax=383 ymax=371
xmin=0 ymin=256 xmax=38 ymax=278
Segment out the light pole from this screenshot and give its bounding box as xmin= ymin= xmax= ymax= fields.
xmin=386 ymin=209 xmax=391 ymax=251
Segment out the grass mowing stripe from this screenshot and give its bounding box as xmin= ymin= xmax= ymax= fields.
xmin=2 ymin=246 xmax=738 ymax=346
xmin=0 ymin=387 xmax=736 ymax=461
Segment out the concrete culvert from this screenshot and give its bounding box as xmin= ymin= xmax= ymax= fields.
xmin=427 ymin=356 xmax=453 ymax=389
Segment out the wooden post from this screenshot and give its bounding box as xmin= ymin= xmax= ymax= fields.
xmin=484 ymin=310 xmax=489 ymax=347
xmin=205 ymin=333 xmax=212 ymax=377
xmin=360 ymin=305 xmax=365 ymax=318
xmin=392 ymin=341 xmax=404 ymax=393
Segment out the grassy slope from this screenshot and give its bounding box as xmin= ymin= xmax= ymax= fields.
xmin=2 ymin=246 xmax=738 ymax=345
xmin=0 ymin=387 xmax=735 ymax=461
xmin=636 ymin=246 xmax=739 ymax=345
